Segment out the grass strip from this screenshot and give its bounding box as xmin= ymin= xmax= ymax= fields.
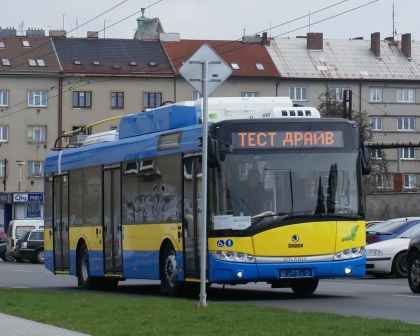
xmin=0 ymin=288 xmax=418 ymax=336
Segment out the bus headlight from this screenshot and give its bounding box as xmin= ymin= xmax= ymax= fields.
xmin=334 ymin=246 xmax=365 ymax=260
xmin=211 ymin=251 xmax=255 ymax=263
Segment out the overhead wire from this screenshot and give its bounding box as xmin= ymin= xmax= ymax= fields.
xmin=0 ymin=0 xmax=380 ymax=120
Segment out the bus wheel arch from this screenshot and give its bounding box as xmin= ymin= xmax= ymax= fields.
xmin=290 ymin=278 xmax=319 ymax=295
xmin=77 ymin=239 xmax=98 ymax=290
xmin=160 ymin=240 xmax=181 ymax=297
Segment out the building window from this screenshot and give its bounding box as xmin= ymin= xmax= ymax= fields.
xmin=22 ymin=40 xmax=31 ymax=47
xmin=0 ymin=90 xmax=8 ymax=106
xmin=111 ymin=92 xmax=124 ymax=109
xmin=28 ymin=59 xmax=37 ymax=66
xmin=0 ymin=126 xmax=7 ymax=142
xmin=397 ymin=117 xmax=415 ymax=131
xmin=0 ymin=42 xmax=5 ymax=48
xmin=289 ymin=87 xmax=308 ymax=101
xmin=192 ymin=91 xmax=202 ymax=101
xmin=241 ymin=92 xmax=259 ymax=97
xmin=28 ymin=126 xmax=47 ymax=143
xmin=143 ymin=92 xmax=162 ymax=109
xmin=371 ymin=88 xmax=383 ymax=102
xmin=1 ymin=59 xmax=10 ymax=66
xmin=371 ymin=174 xmax=383 ymax=188
xmin=72 ymin=91 xmax=92 ymax=108
xmin=370 ymin=149 xmax=382 ymax=159
xmin=397 ymin=88 xmax=415 ymax=103
xmin=255 ymin=63 xmax=265 ymax=71
xmin=28 ymin=91 xmax=47 ymax=107
xmin=330 ymin=88 xmax=348 ymax=101
xmin=405 ymin=174 xmax=416 ymax=189
xmin=401 ymin=147 xmax=415 ymax=160
xmin=370 ymin=116 xmax=382 ymax=130
xmin=0 ymin=161 xmax=6 ymax=178
xmin=28 ymin=161 xmax=44 ymax=177
xmin=230 ymin=62 xmax=240 ymax=70
xmin=37 ymin=59 xmax=45 ymax=66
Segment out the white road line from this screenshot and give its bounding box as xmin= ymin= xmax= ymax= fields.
xmin=393 ymin=294 xmax=420 ymax=299
xmin=317 ymin=289 xmax=355 ymax=293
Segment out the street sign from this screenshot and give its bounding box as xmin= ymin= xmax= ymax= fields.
xmin=179 ymin=44 xmax=232 ymax=96
xmin=179 ymin=45 xmax=232 ymax=308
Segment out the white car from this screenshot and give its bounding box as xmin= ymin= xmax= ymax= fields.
xmin=366 ymin=224 xmax=420 ymax=278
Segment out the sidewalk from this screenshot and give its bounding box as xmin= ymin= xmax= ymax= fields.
xmin=0 ymin=313 xmax=90 ymax=336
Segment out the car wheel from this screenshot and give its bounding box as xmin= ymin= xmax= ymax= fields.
xmin=78 ymin=242 xmax=99 ymax=290
xmin=290 ymin=279 xmax=319 ymax=295
xmin=392 ymin=252 xmax=408 ymax=278
xmin=161 ymin=243 xmax=181 ymax=297
xmin=34 ymin=250 xmax=45 ymax=264
xmin=2 ymin=254 xmax=15 ymax=262
xmin=408 ymin=251 xmax=420 ymax=293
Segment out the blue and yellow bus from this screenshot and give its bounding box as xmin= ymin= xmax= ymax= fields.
xmin=44 ymin=97 xmax=371 ymax=295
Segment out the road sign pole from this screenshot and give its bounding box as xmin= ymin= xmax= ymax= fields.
xmin=198 ymin=60 xmax=209 ymax=308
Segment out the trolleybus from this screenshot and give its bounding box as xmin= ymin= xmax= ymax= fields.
xmin=44 ymin=97 xmax=371 ymax=295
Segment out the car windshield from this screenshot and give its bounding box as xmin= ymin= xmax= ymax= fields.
xmin=399 ymin=223 xmax=420 ymax=238
xmin=367 ymin=219 xmax=410 ymax=233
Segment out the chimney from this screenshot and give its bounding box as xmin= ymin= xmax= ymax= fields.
xmin=49 ymin=30 xmax=67 ymax=38
xmin=307 ymin=33 xmax=323 ymax=50
xmin=26 ymin=28 xmax=45 ymax=37
xmin=401 ymin=33 xmax=412 ymax=58
xmin=370 ymin=32 xmax=380 ymax=57
xmin=87 ymin=31 xmax=99 ymax=39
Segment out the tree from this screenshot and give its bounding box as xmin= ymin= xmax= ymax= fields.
xmin=317 ymin=91 xmax=390 ymax=194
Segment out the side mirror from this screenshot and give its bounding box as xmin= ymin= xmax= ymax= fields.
xmin=361 ymin=146 xmax=371 ymax=175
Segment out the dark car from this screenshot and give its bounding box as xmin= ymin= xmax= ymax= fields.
xmin=14 ymin=229 xmax=44 ymax=264
xmin=366 ymin=217 xmax=420 ymax=244
xmin=407 ymin=234 xmax=420 ymax=293
xmin=0 ymin=232 xmax=15 ymax=262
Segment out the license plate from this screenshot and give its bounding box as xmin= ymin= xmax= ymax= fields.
xmin=279 ymin=269 xmax=312 ymax=279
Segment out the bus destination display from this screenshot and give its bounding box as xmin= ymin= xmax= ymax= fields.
xmin=232 ymin=131 xmax=344 ymax=148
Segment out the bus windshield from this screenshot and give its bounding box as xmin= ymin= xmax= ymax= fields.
xmin=209 ymin=151 xmax=362 ymax=235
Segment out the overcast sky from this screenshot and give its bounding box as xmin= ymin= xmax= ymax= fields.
xmin=3 ymin=0 xmax=419 ymax=41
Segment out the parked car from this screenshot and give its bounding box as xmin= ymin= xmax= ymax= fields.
xmin=0 ymin=242 xmax=15 ymax=261
xmin=366 ymin=223 xmax=420 ymax=278
xmin=407 ymin=231 xmax=420 ymax=293
xmin=366 ymin=221 xmax=382 ymax=228
xmin=6 ymin=220 xmax=44 ymax=260
xmin=366 ymin=217 xmax=420 ymax=244
xmin=14 ymin=229 xmax=44 ymax=264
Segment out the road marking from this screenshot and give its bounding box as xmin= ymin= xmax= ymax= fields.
xmin=393 ymin=294 xmax=420 ymax=299
xmin=317 ymin=289 xmax=355 ymax=293
xmin=14 ymin=270 xmax=38 ymax=273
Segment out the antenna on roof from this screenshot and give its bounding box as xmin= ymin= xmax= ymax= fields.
xmin=18 ymin=21 xmax=24 ymax=36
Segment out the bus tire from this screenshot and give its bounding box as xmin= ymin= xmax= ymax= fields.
xmin=408 ymin=251 xmax=420 ymax=293
xmin=290 ymin=279 xmax=319 ymax=295
xmin=161 ymin=243 xmax=181 ymax=297
xmin=78 ymin=242 xmax=98 ymax=290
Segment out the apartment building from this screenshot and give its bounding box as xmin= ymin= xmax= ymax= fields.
xmin=266 ymin=32 xmax=420 ymax=190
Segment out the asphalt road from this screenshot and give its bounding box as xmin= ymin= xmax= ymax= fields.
xmin=1 ymin=260 xmax=419 ymax=324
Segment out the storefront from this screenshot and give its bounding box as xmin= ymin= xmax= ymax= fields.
xmin=0 ymin=193 xmax=13 ymax=234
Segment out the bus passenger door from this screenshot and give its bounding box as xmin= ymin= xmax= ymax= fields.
xmin=53 ymin=174 xmax=70 ymax=272
xmin=103 ymin=167 xmax=122 ymax=275
xmin=183 ymin=157 xmax=203 ymax=279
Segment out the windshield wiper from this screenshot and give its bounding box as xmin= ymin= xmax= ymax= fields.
xmin=247 ymin=211 xmax=314 ymax=230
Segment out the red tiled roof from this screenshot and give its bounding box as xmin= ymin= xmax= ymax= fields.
xmin=163 ymin=40 xmax=279 ymax=77
xmin=0 ymin=36 xmax=60 ymax=73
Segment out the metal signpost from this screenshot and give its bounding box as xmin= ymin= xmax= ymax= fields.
xmin=179 ymin=44 xmax=232 ymax=307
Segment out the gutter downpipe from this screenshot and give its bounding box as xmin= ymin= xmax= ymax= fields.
xmin=275 ymin=77 xmax=280 ymax=97
xmin=359 ymin=77 xmax=363 ymax=114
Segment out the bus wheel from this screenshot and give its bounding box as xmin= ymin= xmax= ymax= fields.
xmin=290 ymin=279 xmax=319 ymax=295
xmin=162 ymin=243 xmax=180 ymax=297
xmin=78 ymin=242 xmax=97 ymax=290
